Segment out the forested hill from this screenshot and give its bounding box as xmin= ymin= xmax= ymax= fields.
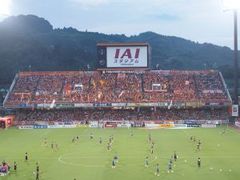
xmin=0 ymin=14 xmax=234 ymax=86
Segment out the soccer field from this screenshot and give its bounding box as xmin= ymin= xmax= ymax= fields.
xmin=0 ymin=126 xmax=239 ymax=180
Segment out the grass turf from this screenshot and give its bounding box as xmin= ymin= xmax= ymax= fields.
xmin=0 ymin=126 xmax=239 ymax=180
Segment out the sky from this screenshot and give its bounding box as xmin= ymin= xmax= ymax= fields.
xmin=0 ymin=0 xmax=239 ymax=48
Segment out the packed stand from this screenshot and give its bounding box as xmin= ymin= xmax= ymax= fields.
xmin=194 ymin=71 xmax=228 ymax=103
xmin=14 ymin=108 xmax=229 ymax=125
xmin=4 ymin=70 xmax=231 ymax=107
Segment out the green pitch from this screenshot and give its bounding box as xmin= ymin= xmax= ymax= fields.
xmin=0 ymin=126 xmax=239 ymax=180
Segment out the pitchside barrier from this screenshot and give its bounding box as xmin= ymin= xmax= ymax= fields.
xmin=33 ymin=125 xmax=48 ymax=129
xmin=16 ymin=120 xmax=226 ymax=129
xmin=18 ymin=125 xmax=34 ymax=129
xmin=89 ymin=121 xmax=132 ymax=128
xmin=47 ymin=125 xmax=77 ymax=129
xmin=145 ymin=123 xmax=175 ymax=129
xmin=201 ymin=124 xmax=217 ymax=128
xmin=117 ymin=123 xmax=131 ymax=128
xmin=174 ymin=124 xmax=188 ymax=128
xmin=89 ymin=121 xmax=99 ymax=128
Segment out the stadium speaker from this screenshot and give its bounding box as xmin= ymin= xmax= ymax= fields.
xmin=97 ymin=47 xmax=107 ymax=68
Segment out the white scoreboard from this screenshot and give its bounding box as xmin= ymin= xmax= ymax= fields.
xmin=97 ymin=43 xmax=150 ymax=69
xmin=107 ymin=46 xmax=148 ymax=68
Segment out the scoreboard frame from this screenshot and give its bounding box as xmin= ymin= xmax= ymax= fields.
xmin=97 ymin=42 xmax=150 ymax=69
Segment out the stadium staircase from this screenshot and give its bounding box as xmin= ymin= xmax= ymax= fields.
xmin=31 ymin=77 xmax=41 ymax=101
xmin=3 ymin=73 xmax=18 ymax=107
xmin=192 ymin=74 xmax=200 ymax=98
xmin=141 ymin=74 xmax=144 ymax=92
xmin=88 ymin=76 xmax=92 ymax=90
xmin=219 ymin=72 xmax=232 ymax=103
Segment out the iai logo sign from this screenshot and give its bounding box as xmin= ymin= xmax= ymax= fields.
xmin=107 ymin=46 xmax=148 ymax=68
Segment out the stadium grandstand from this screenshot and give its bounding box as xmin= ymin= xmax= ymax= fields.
xmin=2 ymin=69 xmax=232 ymax=127
xmin=0 ymin=43 xmax=233 ymax=128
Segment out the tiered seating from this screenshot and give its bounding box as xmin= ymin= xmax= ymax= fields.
xmin=14 ymin=108 xmax=229 ymax=124
xmin=4 ymin=70 xmax=231 ymax=106
xmin=195 ymin=71 xmax=228 ymax=103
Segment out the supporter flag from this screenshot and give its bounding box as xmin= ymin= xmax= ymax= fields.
xmin=98 ymin=91 xmax=103 ymax=99
xmin=168 ymin=100 xmax=173 ymax=110
xmin=119 ymin=91 xmax=125 ymax=98
xmin=64 ymin=83 xmax=72 ymax=96
xmin=50 ymin=99 xmax=56 ymax=109
xmin=99 ymin=80 xmax=105 ymax=86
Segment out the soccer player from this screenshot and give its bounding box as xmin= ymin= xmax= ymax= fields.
xmin=196 ymin=140 xmax=201 ymax=151
xmin=107 ymin=143 xmax=111 ymax=151
xmin=36 ymin=162 xmax=39 ymax=173
xmin=193 ymin=136 xmax=196 ymax=142
xmin=36 ymin=162 xmax=40 ymax=180
xmin=197 ymin=157 xmax=201 ymax=168
xmin=109 ymin=135 xmax=113 ymax=144
xmin=72 ymin=137 xmax=75 ymax=143
xmin=151 ymin=147 xmax=154 ymax=154
xmin=114 ymin=154 xmax=119 ymax=163
xmin=168 ymin=161 xmax=173 ymax=173
xmin=25 ymin=152 xmax=28 ymax=161
xmin=130 ymin=130 xmax=133 ymax=137
xmin=196 ymin=143 xmax=200 ymax=151
xmin=14 ymin=161 xmax=17 ymax=171
xmin=51 ymin=142 xmax=54 ymax=150
xmin=90 ymin=133 xmax=94 ymax=140
xmin=151 ymin=142 xmax=155 ymax=149
xmin=169 ymin=156 xmax=173 ymax=166
xmin=43 ymin=138 xmax=48 ymax=146
xmin=174 ymin=151 xmax=178 ymax=161
xmin=198 ymin=140 xmax=201 ymax=145
xmin=112 ymin=159 xmax=116 ymax=168
xmin=144 ymin=156 xmax=149 ymax=167
xmin=55 ymin=143 xmax=59 ymax=150
xmin=155 ymin=163 xmax=160 ymax=176
xmin=222 ymin=128 xmax=226 ymax=135
xmin=36 ymin=171 xmax=39 ymax=180
xmin=148 ymin=133 xmax=152 ymax=143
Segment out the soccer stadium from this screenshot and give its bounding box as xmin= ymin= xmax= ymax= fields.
xmin=1 ymin=41 xmax=240 ymax=180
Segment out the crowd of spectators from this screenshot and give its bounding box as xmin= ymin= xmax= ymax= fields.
xmin=14 ymin=108 xmax=229 ymax=125
xmin=195 ymin=71 xmax=228 ymax=102
xmin=4 ymin=70 xmax=230 ymax=106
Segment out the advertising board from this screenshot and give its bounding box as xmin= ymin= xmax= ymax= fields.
xmin=106 ymin=46 xmax=148 ymax=68
xmin=232 ymin=104 xmax=239 ymax=117
xmin=97 ymin=43 xmax=150 ymax=69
